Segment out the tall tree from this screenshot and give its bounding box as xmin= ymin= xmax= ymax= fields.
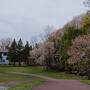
xmin=17 ymin=38 xmax=23 ymax=66
xmin=8 ymin=39 xmax=17 ymax=66
xmin=81 ymin=11 xmax=90 ymax=34
xmin=58 ymin=27 xmax=82 ymax=71
xmin=23 ymin=41 xmax=30 ymax=66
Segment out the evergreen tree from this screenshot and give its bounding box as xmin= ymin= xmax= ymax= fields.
xmin=8 ymin=39 xmax=17 ymax=66
xmin=29 ymin=45 xmax=32 ymax=50
xmin=29 ymin=45 xmax=32 ymax=65
xmin=17 ymin=38 xmax=23 ymax=66
xmin=23 ymin=41 xmax=30 ymax=66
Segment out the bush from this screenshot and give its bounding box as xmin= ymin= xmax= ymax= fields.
xmin=71 ymin=60 xmax=88 ymax=76
xmin=65 ymin=63 xmax=73 ymax=73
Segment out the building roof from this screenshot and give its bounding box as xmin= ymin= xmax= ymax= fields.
xmin=0 ymin=48 xmax=8 ymax=53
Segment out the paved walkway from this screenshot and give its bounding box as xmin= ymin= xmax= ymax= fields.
xmin=9 ymin=72 xmax=90 ymax=90
xmin=34 ymin=80 xmax=90 ymax=90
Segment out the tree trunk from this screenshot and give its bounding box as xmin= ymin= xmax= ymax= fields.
xmin=19 ymin=59 xmax=21 ymax=67
xmin=88 ymin=69 xmax=90 ymax=80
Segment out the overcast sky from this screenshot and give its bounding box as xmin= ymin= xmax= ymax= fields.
xmin=0 ymin=0 xmax=87 ymax=42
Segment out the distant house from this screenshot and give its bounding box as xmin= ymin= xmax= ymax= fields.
xmin=0 ymin=48 xmax=9 ymax=65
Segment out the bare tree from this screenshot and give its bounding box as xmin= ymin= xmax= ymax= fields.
xmin=0 ymin=38 xmax=12 ymax=49
xmin=83 ymin=0 xmax=90 ymax=7
xmin=40 ymin=25 xmax=55 ymax=42
xmin=30 ymin=36 xmax=37 ymax=48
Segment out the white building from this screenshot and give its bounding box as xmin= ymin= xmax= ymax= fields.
xmin=0 ymin=48 xmax=9 ymax=65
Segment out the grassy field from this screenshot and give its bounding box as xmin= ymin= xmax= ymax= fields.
xmin=8 ymin=78 xmax=44 ymax=90
xmin=0 ymin=66 xmax=90 ymax=88
xmin=8 ymin=79 xmax=44 ymax=90
xmin=0 ymin=66 xmax=88 ymax=80
xmin=80 ymin=80 xmax=90 ymax=85
xmin=0 ymin=68 xmax=45 ymax=90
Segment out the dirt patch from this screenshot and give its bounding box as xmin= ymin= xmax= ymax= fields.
xmin=0 ymin=81 xmax=22 ymax=90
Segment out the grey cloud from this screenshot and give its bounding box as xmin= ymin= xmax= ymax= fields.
xmin=0 ymin=0 xmax=86 ymax=41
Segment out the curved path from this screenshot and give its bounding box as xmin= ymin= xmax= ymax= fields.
xmin=10 ymin=72 xmax=90 ymax=90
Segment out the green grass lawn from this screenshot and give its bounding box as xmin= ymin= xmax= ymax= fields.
xmin=0 ymin=73 xmax=31 ymax=82
xmin=80 ymin=80 xmax=90 ymax=85
xmin=8 ymin=78 xmax=45 ymax=90
xmin=0 ymin=66 xmax=90 ymax=90
xmin=0 ymin=68 xmax=45 ymax=90
xmin=0 ymin=67 xmax=89 ymax=90
xmin=0 ymin=66 xmax=87 ymax=80
xmin=0 ymin=66 xmax=89 ymax=87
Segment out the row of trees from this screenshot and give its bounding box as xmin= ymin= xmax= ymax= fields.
xmin=56 ymin=11 xmax=90 ymax=75
xmin=30 ymin=11 xmax=90 ymax=76
xmin=1 ymin=11 xmax=89 ymax=77
xmin=8 ymin=38 xmax=32 ymax=66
